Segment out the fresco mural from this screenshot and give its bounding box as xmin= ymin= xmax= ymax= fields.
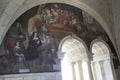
xmin=0 ymin=3 xmax=114 ymax=74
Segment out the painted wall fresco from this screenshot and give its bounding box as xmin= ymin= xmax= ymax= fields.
xmin=0 ymin=3 xmax=113 ymax=74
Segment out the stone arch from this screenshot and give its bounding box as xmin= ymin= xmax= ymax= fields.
xmin=58 ymin=34 xmax=89 ymax=62
xmin=90 ymin=39 xmax=111 ymax=58
xmin=90 ymin=39 xmax=116 ymax=80
xmin=1 ymin=0 xmax=118 ymax=62
xmin=0 ymin=0 xmax=114 ymax=50
xmin=58 ymin=34 xmax=89 ymax=53
xmin=58 ymin=34 xmax=93 ymax=80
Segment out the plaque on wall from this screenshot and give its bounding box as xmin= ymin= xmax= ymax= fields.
xmin=19 ymin=69 xmax=30 ymax=73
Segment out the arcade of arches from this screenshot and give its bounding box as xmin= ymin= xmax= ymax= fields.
xmin=0 ymin=1 xmax=119 ymax=80
xmin=58 ymin=35 xmax=116 ymax=80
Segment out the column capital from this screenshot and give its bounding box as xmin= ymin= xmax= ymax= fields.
xmin=57 ymin=51 xmax=66 ymax=60
xmin=82 ymin=52 xmax=93 ymax=62
xmin=87 ymin=52 xmax=94 ymax=61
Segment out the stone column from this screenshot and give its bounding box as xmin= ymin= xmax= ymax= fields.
xmin=93 ymin=54 xmax=117 ymax=80
xmin=88 ymin=53 xmax=94 ymax=80
xmin=103 ymin=60 xmax=115 ymax=80
xmin=57 ymin=51 xmax=65 ymax=61
xmin=57 ymin=52 xmax=66 ymax=80
xmin=95 ymin=61 xmax=104 ymax=80
xmin=98 ymin=60 xmax=115 ymax=80
xmin=82 ymin=59 xmax=93 ymax=80
xmin=74 ymin=60 xmax=84 ymax=80
xmin=71 ymin=62 xmax=76 ymax=80
xmin=100 ymin=61 xmax=106 ymax=80
xmin=57 ymin=52 xmax=75 ymax=80
xmin=91 ymin=61 xmax=97 ymax=80
xmin=110 ymin=59 xmax=117 ymax=80
xmin=92 ymin=53 xmax=117 ymax=80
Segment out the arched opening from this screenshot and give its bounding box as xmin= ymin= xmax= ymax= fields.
xmin=90 ymin=39 xmax=116 ymax=80
xmin=92 ymin=41 xmax=110 ymax=57
xmin=58 ymin=35 xmax=92 ymax=80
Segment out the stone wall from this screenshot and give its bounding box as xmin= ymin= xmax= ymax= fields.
xmin=0 ymin=72 xmax=62 ymax=80
xmin=112 ymin=0 xmax=120 ymax=58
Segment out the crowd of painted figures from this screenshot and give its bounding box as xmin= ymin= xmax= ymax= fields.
xmin=27 ymin=4 xmax=83 ymax=37
xmin=0 ymin=3 xmax=107 ymax=74
xmin=2 ymin=21 xmax=58 ymax=73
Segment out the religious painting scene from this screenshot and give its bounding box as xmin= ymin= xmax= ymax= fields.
xmin=0 ymin=3 xmax=116 ymax=74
